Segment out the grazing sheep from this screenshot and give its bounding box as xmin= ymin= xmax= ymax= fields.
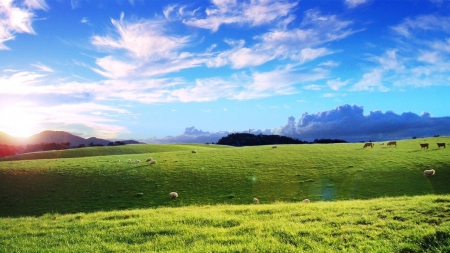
xmin=146 ymin=157 xmax=153 ymax=162
xmin=192 ymin=150 xmax=197 ymax=153
xmin=135 ymin=159 xmax=140 ymax=164
xmin=169 ymin=192 xmax=178 ymax=199
xmin=116 ymin=159 xmax=120 ymax=163
xmin=150 ymin=160 xmax=157 ymax=165
xmin=253 ymin=198 xmax=259 ymax=204
xmin=424 ymin=169 xmax=435 ymax=177
xmin=128 ymin=159 xmax=131 ymax=163
xmin=302 ymin=199 xmax=310 ymax=203
xmin=272 ymin=145 xmax=277 ymax=149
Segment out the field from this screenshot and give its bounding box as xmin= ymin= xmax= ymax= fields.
xmin=1 ymin=137 xmax=450 ymax=252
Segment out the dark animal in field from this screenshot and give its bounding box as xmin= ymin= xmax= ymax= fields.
xmin=437 ymin=143 xmax=446 ymax=148
xmin=363 ymin=143 xmax=374 ymax=148
xmin=420 ymin=143 xmax=429 ymax=149
xmin=424 ymin=169 xmax=435 ymax=177
xmin=387 ymin=141 xmax=397 ymax=147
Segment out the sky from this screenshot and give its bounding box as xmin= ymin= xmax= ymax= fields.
xmin=1 ymin=0 xmax=450 ymax=143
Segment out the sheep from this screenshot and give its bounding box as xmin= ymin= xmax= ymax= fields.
xmin=116 ymin=159 xmax=120 ymax=163
xmin=150 ymin=160 xmax=157 ymax=165
xmin=135 ymin=159 xmax=140 ymax=164
xmin=169 ymin=192 xmax=178 ymax=199
xmin=424 ymin=169 xmax=435 ymax=177
xmin=146 ymin=157 xmax=153 ymax=162
xmin=302 ymin=199 xmax=310 ymax=203
xmin=128 ymin=159 xmax=131 ymax=163
xmin=192 ymin=150 xmax=197 ymax=153
xmin=253 ymin=198 xmax=259 ymax=204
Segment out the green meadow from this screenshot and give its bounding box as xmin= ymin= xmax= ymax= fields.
xmin=1 ymin=137 xmax=449 ymax=252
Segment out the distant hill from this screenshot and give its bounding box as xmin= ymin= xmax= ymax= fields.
xmin=0 ymin=130 xmax=142 ymax=147
xmin=0 ymin=131 xmax=21 ymax=145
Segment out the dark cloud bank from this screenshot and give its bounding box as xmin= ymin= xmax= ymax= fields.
xmin=144 ymin=104 xmax=450 ymax=144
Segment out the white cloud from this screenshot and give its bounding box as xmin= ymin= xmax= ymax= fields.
xmin=345 ymin=0 xmax=368 ymax=8
xmin=31 ymin=62 xmax=54 ymax=72
xmin=24 ymin=0 xmax=48 ymax=10
xmin=327 ymin=78 xmax=349 ymax=91
xmin=418 ymin=51 xmax=441 ymax=64
xmin=90 ymin=13 xmax=210 ymax=78
xmin=179 ymin=0 xmax=298 ymax=32
xmin=0 ymin=0 xmax=46 ymax=49
xmin=351 ymin=69 xmax=388 ymax=91
xmin=207 ymin=10 xmax=355 ymax=69
xmin=92 ymin=13 xmax=191 ymax=61
xmin=391 ymin=15 xmax=450 ymax=38
xmin=303 ymin=84 xmax=324 ymax=91
xmin=292 ymin=48 xmax=332 ymax=64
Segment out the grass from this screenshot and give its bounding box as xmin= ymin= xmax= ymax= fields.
xmin=0 ymin=195 xmax=449 ymax=252
xmin=0 ymin=137 xmax=449 ymax=217
xmin=1 ymin=137 xmax=450 ymax=252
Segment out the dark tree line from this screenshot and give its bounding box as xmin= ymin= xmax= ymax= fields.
xmin=216 ymin=133 xmax=347 ymax=147
xmin=217 ymin=133 xmax=308 ymax=146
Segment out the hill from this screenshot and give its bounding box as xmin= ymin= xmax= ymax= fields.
xmin=0 ymin=131 xmax=22 ymax=145
xmin=0 ymin=130 xmax=142 ymax=147
xmin=0 ymin=137 xmax=449 ymax=217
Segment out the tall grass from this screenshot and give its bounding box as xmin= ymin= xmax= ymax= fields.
xmin=1 ymin=195 xmax=449 ymax=252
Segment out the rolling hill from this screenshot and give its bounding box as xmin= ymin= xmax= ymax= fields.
xmin=0 ymin=136 xmax=449 ymax=217
xmin=0 ymin=130 xmax=141 ymax=147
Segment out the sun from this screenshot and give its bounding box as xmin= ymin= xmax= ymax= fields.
xmin=0 ymin=106 xmax=40 ymax=138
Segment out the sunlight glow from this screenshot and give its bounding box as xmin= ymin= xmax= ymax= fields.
xmin=0 ymin=106 xmax=40 ymax=138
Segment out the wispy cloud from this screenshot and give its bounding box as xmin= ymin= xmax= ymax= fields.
xmin=208 ymin=10 xmax=354 ymax=69
xmin=32 ymin=62 xmax=54 ymax=72
xmin=168 ymin=0 xmax=298 ymax=32
xmin=345 ymin=0 xmax=368 ymax=8
xmin=0 ymin=0 xmax=47 ymax=49
xmin=391 ymin=14 xmax=450 ymax=38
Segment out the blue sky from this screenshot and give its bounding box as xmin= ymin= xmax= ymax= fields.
xmin=1 ymin=0 xmax=450 ymax=142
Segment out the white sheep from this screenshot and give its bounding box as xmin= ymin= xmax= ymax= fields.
xmin=424 ymin=169 xmax=435 ymax=177
xmin=169 ymin=192 xmax=178 ymax=199
xmin=146 ymin=157 xmax=153 ymax=162
xmin=192 ymin=150 xmax=197 ymax=153
xmin=135 ymin=159 xmax=140 ymax=164
xmin=150 ymin=160 xmax=157 ymax=165
xmin=253 ymin=198 xmax=259 ymax=204
xmin=116 ymin=159 xmax=120 ymax=163
xmin=128 ymin=159 xmax=131 ymax=163
xmin=302 ymin=199 xmax=310 ymax=203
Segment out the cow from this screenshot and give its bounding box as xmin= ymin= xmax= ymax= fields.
xmin=437 ymin=143 xmax=446 ymax=148
xmin=387 ymin=141 xmax=397 ymax=147
xmin=420 ymin=143 xmax=429 ymax=149
xmin=363 ymin=142 xmax=374 ymax=148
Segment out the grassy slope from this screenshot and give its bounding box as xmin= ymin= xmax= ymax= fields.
xmin=0 ymin=137 xmax=449 ymax=217
xmin=0 ymin=195 xmax=449 ymax=252
xmin=0 ymin=143 xmax=230 ymax=161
